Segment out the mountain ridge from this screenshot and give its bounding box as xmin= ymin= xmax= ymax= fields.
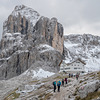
xmin=64 ymin=33 xmax=100 ymax=72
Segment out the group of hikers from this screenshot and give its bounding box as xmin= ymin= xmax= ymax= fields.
xmin=53 ymin=77 xmax=68 ymax=92
xmin=53 ymin=73 xmax=79 ymax=92
xmin=69 ymin=73 xmax=79 ymax=80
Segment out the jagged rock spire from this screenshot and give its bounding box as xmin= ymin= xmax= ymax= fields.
xmin=3 ymin=5 xmax=40 ymax=35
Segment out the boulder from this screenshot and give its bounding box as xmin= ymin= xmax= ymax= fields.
xmin=77 ymin=80 xmax=100 ymax=98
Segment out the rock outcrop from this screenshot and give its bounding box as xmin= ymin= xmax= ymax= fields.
xmin=77 ymin=80 xmax=100 ymax=98
xmin=34 ymin=17 xmax=64 ymax=54
xmin=0 ymin=5 xmax=64 ymax=80
xmin=0 ymin=35 xmax=62 ymax=80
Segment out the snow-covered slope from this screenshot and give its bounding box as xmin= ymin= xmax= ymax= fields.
xmin=64 ymin=34 xmax=100 ymax=72
xmin=23 ymin=68 xmax=55 ymax=79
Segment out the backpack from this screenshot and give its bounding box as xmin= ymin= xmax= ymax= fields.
xmin=53 ymin=81 xmax=56 ymax=85
xmin=65 ymin=78 xmax=67 ymax=81
xmin=57 ymin=81 xmax=61 ymax=86
xmin=52 ymin=82 xmax=54 ymax=85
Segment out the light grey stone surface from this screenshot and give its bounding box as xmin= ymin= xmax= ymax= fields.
xmin=77 ymin=80 xmax=100 ymax=98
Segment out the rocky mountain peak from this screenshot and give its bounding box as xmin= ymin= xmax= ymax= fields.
xmin=14 ymin=5 xmax=26 ymax=11
xmin=12 ymin=5 xmax=40 ymax=19
xmin=0 ymin=5 xmax=64 ymax=80
xmin=3 ymin=5 xmax=40 ymax=35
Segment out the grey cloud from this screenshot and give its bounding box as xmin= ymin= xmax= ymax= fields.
xmin=0 ymin=0 xmax=100 ymax=38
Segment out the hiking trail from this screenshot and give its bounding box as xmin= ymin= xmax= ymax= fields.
xmin=50 ymin=77 xmax=80 ymax=100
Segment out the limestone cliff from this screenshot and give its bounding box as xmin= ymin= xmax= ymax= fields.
xmin=3 ymin=5 xmax=64 ymax=54
xmin=0 ymin=5 xmax=64 ymax=80
xmin=34 ymin=17 xmax=64 ymax=54
xmin=3 ymin=5 xmax=40 ymax=35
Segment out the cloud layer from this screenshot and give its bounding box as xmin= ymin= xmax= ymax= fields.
xmin=0 ymin=0 xmax=100 ymax=38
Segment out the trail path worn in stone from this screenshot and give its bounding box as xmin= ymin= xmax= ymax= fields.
xmin=50 ymin=77 xmax=80 ymax=100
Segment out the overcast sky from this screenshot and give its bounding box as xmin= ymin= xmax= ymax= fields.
xmin=0 ymin=0 xmax=100 ymax=38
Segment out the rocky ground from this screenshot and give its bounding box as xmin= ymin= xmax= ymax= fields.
xmin=0 ymin=71 xmax=100 ymax=100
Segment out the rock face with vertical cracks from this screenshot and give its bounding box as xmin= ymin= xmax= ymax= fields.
xmin=3 ymin=5 xmax=40 ymax=35
xmin=0 ymin=5 xmax=64 ymax=80
xmin=34 ymin=17 xmax=64 ymax=54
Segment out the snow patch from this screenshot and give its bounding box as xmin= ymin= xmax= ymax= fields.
xmin=85 ymin=58 xmax=100 ymax=72
xmin=64 ymin=41 xmax=79 ymax=48
xmin=22 ymin=68 xmax=55 ymax=79
xmin=16 ymin=83 xmax=44 ymax=94
xmin=33 ymin=68 xmax=55 ymax=79
xmin=37 ymin=44 xmax=55 ymax=53
xmin=16 ymin=50 xmax=29 ymax=54
xmin=4 ymin=33 xmax=12 ymax=37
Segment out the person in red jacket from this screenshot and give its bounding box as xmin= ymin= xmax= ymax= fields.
xmin=76 ymin=73 xmax=79 ymax=80
xmin=65 ymin=77 xmax=67 ymax=84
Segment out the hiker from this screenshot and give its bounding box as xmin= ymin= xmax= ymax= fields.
xmin=74 ymin=74 xmax=76 ymax=77
xmin=65 ymin=77 xmax=67 ymax=84
xmin=69 ymin=73 xmax=71 ymax=78
xmin=71 ymin=73 xmax=73 ymax=77
xmin=57 ymin=80 xmax=61 ymax=92
xmin=53 ymin=81 xmax=56 ymax=92
xmin=76 ymin=73 xmax=79 ymax=80
xmin=62 ymin=79 xmax=64 ymax=86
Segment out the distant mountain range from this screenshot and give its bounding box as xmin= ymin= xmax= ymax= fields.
xmin=64 ymin=34 xmax=100 ymax=72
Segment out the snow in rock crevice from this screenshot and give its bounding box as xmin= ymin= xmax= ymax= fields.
xmin=37 ymin=44 xmax=55 ymax=53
